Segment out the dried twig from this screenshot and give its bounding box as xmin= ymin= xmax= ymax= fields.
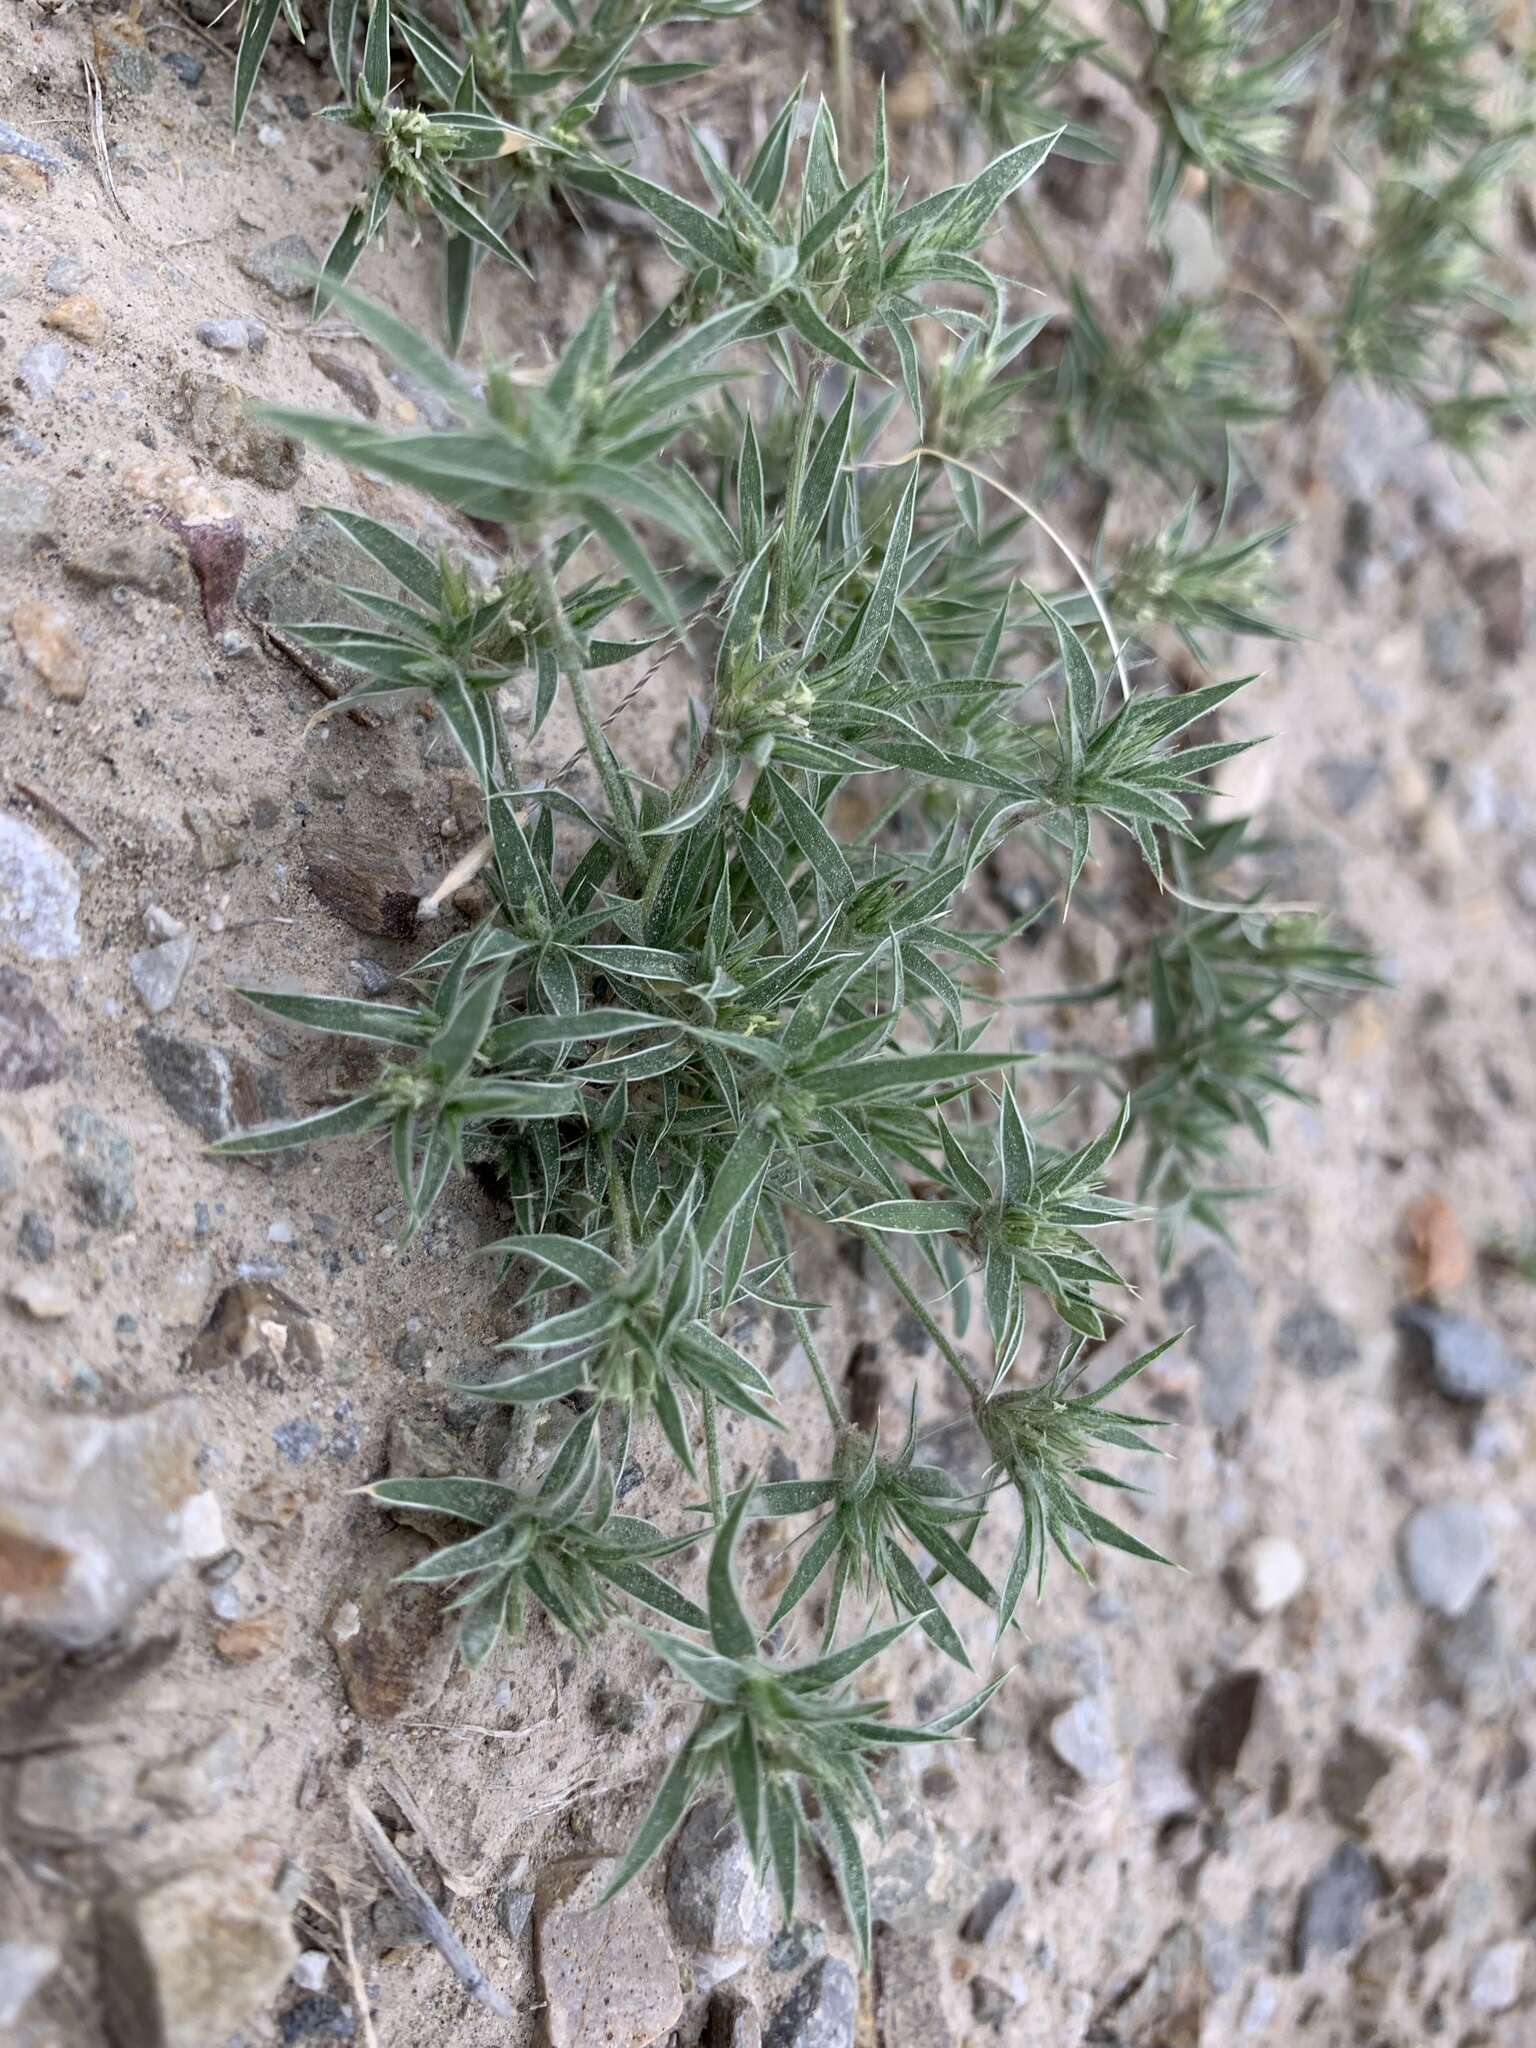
xmin=346 ymin=1787 xmax=517 ymax=2020
xmin=330 ymin=1877 xmax=380 ymax=2048
xmin=81 ymin=59 xmax=129 ymax=222
xmin=12 ymin=781 xmax=101 ymax=851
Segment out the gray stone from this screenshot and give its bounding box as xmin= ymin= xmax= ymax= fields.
xmin=0 ymin=120 xmax=70 ymax=173
xmin=182 ymin=802 xmax=244 ymax=871
xmin=970 ymin=1975 xmax=1017 ymax=2031
xmin=292 ymin=1951 xmax=331 ymax=1992
xmin=238 ymin=234 xmax=320 ymax=302
xmin=710 ymin=1986 xmax=764 ymax=2048
xmin=667 ymin=1796 xmax=773 ymax=1988
xmin=875 ymin=1931 xmax=952 ymax=2048
xmin=534 ymin=1855 xmax=684 ymax=2048
xmin=138 ymin=1027 xmax=284 ymax=1143
xmin=58 ymin=1105 xmax=136 ymax=1228
xmin=0 ymin=1942 xmax=59 ymax=2027
xmin=279 ymin=1993 xmax=355 ymax=2040
xmin=1049 ymin=1694 xmax=1121 ymax=1785
xmin=1423 ymin=607 xmax=1477 ymax=687
xmin=1292 ymin=1842 xmax=1383 ymax=1969
xmin=1165 ymin=1246 xmax=1258 ymax=1428
xmin=0 ymin=814 xmax=81 ymax=961
xmin=1467 ymin=1939 xmax=1525 ymax=2013
xmin=767 ymin=1922 xmax=824 ymax=1974
xmin=44 ymin=256 xmax=86 ymax=293
xmin=1275 ymin=1299 xmax=1360 ymax=1381
xmin=197 ymin=318 xmax=267 ymax=355
xmin=162 ymin=51 xmax=205 ymax=86
xmin=1398 ymin=1304 xmax=1524 ymax=1403
xmin=0 ymin=476 xmax=58 ymax=562
xmin=0 ymin=1398 xmax=203 ymax=1648
xmin=866 ymin=1773 xmax=945 ymax=1932
xmin=960 ymin=1877 xmax=1020 ymax=1945
xmin=240 ymin=508 xmax=399 ymax=700
xmin=371 ymin=1898 xmax=433 ymax=1948
xmin=17 ymin=341 xmax=68 ymax=400
xmin=138 ymin=1730 xmax=242 ymax=1817
xmin=98 ymin=1862 xmax=298 ymax=2048
xmin=1316 ymin=757 xmax=1381 ymax=817
xmin=1132 ymin=1741 xmax=1199 ymax=1826
xmin=18 ymin=1209 xmax=55 ymax=1261
xmin=1400 ymin=1500 xmax=1491 ymax=1616
xmin=499 ymin=1886 xmax=534 ymax=1939
xmin=385 ymin=363 xmax=463 ymax=430
xmin=0 ymin=966 xmax=66 ymax=1090
xmin=1435 ymin=1585 xmax=1513 ymax=1714
xmin=16 ymin=1742 xmax=141 ymax=1842
xmin=129 ymin=933 xmax=196 ymax=1015
xmin=274 ymin=1418 xmax=324 ymax=1465
xmin=765 ymin=1958 xmax=857 ymax=2048
xmin=1100 ymin=1922 xmax=1207 ymax=2042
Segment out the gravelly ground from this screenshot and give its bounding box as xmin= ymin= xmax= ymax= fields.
xmin=2 ymin=6 xmax=1534 ymax=2047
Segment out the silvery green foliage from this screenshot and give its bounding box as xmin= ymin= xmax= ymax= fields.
xmin=210 ymin=32 xmax=1405 ymax=1951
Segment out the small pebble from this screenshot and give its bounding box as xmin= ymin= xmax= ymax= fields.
xmin=1048 ymin=1695 xmax=1121 ymax=1785
xmin=43 ymin=256 xmax=86 ymax=294
xmin=1400 ymin=1501 xmax=1492 ymax=1617
xmin=162 ymin=51 xmax=205 ymax=87
xmin=17 ymin=341 xmax=68 ymax=400
xmin=1231 ymin=1535 xmax=1308 ymax=1619
xmin=1467 ymin=1938 xmax=1525 ymax=2013
xmin=197 ymin=318 xmax=268 ymax=356
xmin=292 ymin=1951 xmax=330 ymax=1993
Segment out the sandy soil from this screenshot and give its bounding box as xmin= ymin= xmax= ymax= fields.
xmin=2 ymin=5 xmax=1533 ymax=2047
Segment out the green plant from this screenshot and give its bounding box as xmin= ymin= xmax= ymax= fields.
xmin=601 ymin=1486 xmax=1001 ymax=1960
xmin=203 ymin=15 xmax=1427 ymax=1961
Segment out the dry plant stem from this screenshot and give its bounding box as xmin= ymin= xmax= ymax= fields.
xmin=861 ymin=1231 xmax=982 ymax=1401
xmin=829 ymin=0 xmax=853 ymax=136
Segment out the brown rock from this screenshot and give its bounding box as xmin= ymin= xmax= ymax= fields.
xmin=213 ymin=1611 xmax=287 ymax=1664
xmin=307 ymin=833 xmax=421 ymax=938
xmin=186 ymin=1280 xmax=334 ymax=1378
xmin=534 ymin=1855 xmax=684 ymax=2048
xmin=97 ymin=1861 xmax=297 ymax=2048
xmin=10 ymin=598 xmax=89 ymax=701
xmin=0 ymin=1399 xmax=202 ymax=1650
xmin=1187 ymin=1668 xmax=1288 ymax=1806
xmin=309 ymin=349 xmax=380 ymax=418
xmin=173 ymin=517 xmax=246 ymax=632
xmin=65 ymin=526 xmax=194 ymax=603
xmin=1095 ymin=1923 xmax=1206 ymax=2048
xmin=1400 ymin=1191 xmax=1472 ymax=1297
xmin=1466 ymin=551 xmax=1525 ymax=662
xmin=0 ymin=966 xmax=67 ymax=1091
xmin=326 ymin=1532 xmax=454 ymax=1722
xmin=0 ymin=154 xmax=49 ymax=198
xmin=42 ymin=293 xmax=105 ymax=346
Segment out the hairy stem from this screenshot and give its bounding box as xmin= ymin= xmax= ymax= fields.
xmin=862 ymin=1232 xmax=981 ymax=1401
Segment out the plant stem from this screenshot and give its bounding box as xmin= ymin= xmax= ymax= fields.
xmin=790 ymin=1304 xmax=845 ymax=1429
xmin=703 ymin=1389 xmax=724 ymax=1521
xmin=604 ymin=1138 xmax=634 ymax=1264
xmin=862 ymin=1232 xmax=982 ymax=1401
xmin=532 ymin=544 xmax=646 ymax=875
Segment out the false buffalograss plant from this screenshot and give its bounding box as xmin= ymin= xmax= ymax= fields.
xmin=198 ymin=0 xmax=1499 ymax=1956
